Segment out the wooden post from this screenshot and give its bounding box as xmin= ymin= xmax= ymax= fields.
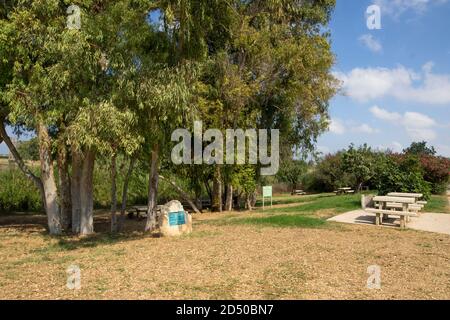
xmin=378 ymin=202 xmax=384 ymax=223
xmin=400 ymin=215 xmax=406 ymax=229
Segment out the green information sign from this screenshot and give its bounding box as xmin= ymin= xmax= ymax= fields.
xmin=168 ymin=211 xmax=186 ymax=226
xmin=263 ymin=186 xmax=272 ymax=197
xmin=262 ymin=186 xmax=273 ymax=209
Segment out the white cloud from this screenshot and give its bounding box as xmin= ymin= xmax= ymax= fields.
xmin=359 ymin=34 xmax=383 ymax=53
xmin=335 ymin=63 xmax=450 ymax=105
xmin=370 ymin=106 xmax=438 ymax=140
xmin=329 ymin=119 xmax=346 ymax=135
xmin=328 ymin=118 xmax=379 ymax=135
xmin=351 ymin=124 xmax=379 ymax=134
xmin=374 ymin=0 xmax=449 ymax=17
xmin=370 ymin=106 xmax=402 ymax=121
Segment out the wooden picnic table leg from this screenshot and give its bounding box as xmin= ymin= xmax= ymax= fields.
xmin=400 ymin=215 xmax=406 ymax=229
xmin=402 ymin=203 xmax=409 ymax=223
xmin=378 ymin=202 xmax=384 ymax=223
xmin=375 ymin=213 xmax=381 ymax=226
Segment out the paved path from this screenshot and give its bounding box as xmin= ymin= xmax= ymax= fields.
xmin=328 ymin=210 xmax=450 ymax=235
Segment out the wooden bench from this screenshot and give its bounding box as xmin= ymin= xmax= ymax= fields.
xmin=127 ymin=206 xmax=148 ymax=220
xmin=334 ymin=188 xmax=355 ymax=195
xmin=291 ymin=189 xmax=306 ymax=196
xmin=365 ymin=208 xmax=418 ymax=229
xmin=368 ymin=196 xmax=418 ymax=228
xmin=386 ymin=202 xmax=423 ymax=210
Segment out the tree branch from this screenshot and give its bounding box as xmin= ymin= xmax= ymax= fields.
xmin=159 ymin=175 xmax=201 ymax=214
xmin=0 ymin=119 xmax=44 ymax=195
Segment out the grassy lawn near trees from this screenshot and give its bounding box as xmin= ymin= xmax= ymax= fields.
xmin=424 ymin=195 xmax=450 ymax=213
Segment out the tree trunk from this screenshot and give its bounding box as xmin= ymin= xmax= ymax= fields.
xmin=79 ymin=149 xmax=95 ymax=236
xmin=57 ymin=142 xmax=72 ymax=231
xmin=0 ymin=120 xmax=46 ymax=206
xmin=225 ymin=184 xmax=233 ymax=211
xmin=110 ymin=153 xmax=118 ymax=233
xmin=118 ymin=157 xmax=136 ymax=232
xmin=357 ymin=182 xmax=363 ymax=193
xmin=37 ymin=121 xmax=61 ymax=235
xmin=71 ymin=148 xmax=82 ymax=234
xmin=246 ymin=193 xmax=252 ymax=211
xmin=145 ymin=144 xmax=160 ymax=232
xmin=251 ymin=192 xmax=257 ymax=207
xmin=211 ymin=166 xmax=222 ymax=212
xmin=159 ymin=175 xmax=201 ymax=214
xmin=204 ymin=178 xmax=212 ymax=204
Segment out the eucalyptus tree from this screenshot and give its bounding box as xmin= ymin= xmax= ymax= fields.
xmin=1 ymin=1 xmax=142 ymax=235
xmin=0 ymin=0 xmax=74 ymax=234
xmin=196 ymin=0 xmax=338 ymax=211
xmin=132 ymin=0 xmax=232 ymax=231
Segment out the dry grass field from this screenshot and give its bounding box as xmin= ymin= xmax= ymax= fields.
xmin=0 ymin=194 xmax=449 ymax=300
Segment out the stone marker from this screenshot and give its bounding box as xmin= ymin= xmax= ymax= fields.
xmin=158 ymin=200 xmax=192 ymax=237
xmin=361 ymin=194 xmax=375 ymax=209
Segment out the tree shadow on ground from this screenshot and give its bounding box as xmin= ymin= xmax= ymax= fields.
xmin=0 ymin=210 xmax=161 ymax=250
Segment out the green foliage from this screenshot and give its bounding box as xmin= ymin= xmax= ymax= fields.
xmin=304 ymin=143 xmax=446 ymax=197
xmin=230 ymin=165 xmax=257 ymax=196
xmin=2 ymin=0 xmax=340 ymax=219
xmin=373 ymin=154 xmax=432 ymax=200
xmin=303 ymin=153 xmax=353 ymax=192
xmin=403 ymin=141 xmax=436 ymax=156
xmin=0 ymin=169 xmax=42 ymax=212
xmin=276 ymin=159 xmax=307 ymax=190
xmin=16 ymin=137 xmax=39 ymax=161
xmin=419 ymin=155 xmax=450 ymax=194
xmin=341 ymin=144 xmax=376 ymax=190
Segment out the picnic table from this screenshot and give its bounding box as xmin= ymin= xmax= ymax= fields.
xmin=291 ymin=189 xmax=306 ymax=196
xmin=127 ymin=206 xmax=148 ymax=219
xmin=334 ymin=187 xmax=355 ymax=195
xmin=387 ymin=192 xmax=427 ymax=209
xmin=387 ymin=192 xmax=423 ymax=201
xmin=366 ymin=196 xmax=417 ymax=228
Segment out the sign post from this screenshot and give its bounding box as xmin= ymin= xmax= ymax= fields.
xmin=262 ymin=186 xmax=273 ymax=210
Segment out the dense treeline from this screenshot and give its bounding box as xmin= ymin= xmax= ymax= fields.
xmin=0 ymin=0 xmax=338 ymax=235
xmin=278 ymin=142 xmax=450 ymax=200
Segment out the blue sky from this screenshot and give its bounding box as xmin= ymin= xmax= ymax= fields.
xmin=1 ymin=1 xmax=449 ymax=157
xmin=318 ymin=0 xmax=450 ymax=157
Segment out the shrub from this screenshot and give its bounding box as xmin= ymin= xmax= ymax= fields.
xmin=419 ymin=155 xmax=450 ymax=194
xmin=0 ymin=169 xmax=43 ymax=212
xmin=374 ymin=155 xmax=432 ymax=200
xmin=304 ymin=153 xmax=354 ymax=192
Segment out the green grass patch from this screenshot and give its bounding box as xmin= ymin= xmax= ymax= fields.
xmin=255 ymin=193 xmax=332 ymax=207
xmin=207 ymin=193 xmax=362 ymax=229
xmin=424 ymin=195 xmax=450 ymax=213
xmin=222 ymin=214 xmax=326 ymax=229
xmin=260 ymin=194 xmax=361 ymax=215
